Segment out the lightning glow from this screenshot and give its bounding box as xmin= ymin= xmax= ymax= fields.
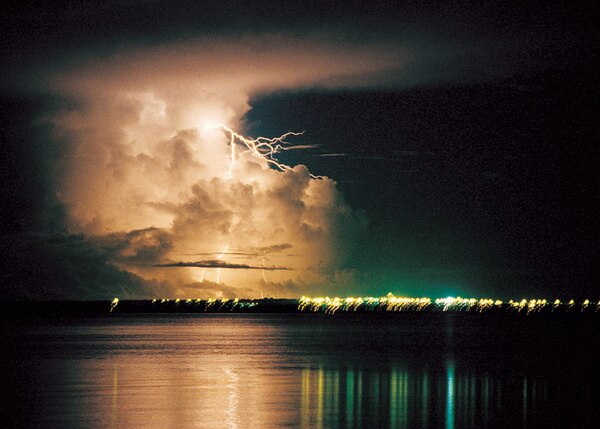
xmin=42 ymin=42 xmax=369 ymax=299
xmin=216 ymin=245 xmax=229 ymax=284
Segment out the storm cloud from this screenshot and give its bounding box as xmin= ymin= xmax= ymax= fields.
xmin=3 ymin=34 xmax=391 ymax=298
xmin=2 ymin=1 xmax=595 ymax=299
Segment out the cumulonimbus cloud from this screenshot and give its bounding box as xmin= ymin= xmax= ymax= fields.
xmin=31 ymin=34 xmax=393 ymax=298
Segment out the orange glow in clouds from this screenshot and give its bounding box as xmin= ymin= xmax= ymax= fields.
xmin=43 ymin=36 xmax=389 ymax=297
xmin=54 ymin=108 xmax=360 ymax=297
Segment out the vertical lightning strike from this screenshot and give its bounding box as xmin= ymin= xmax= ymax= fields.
xmin=195 ymin=124 xmax=320 ymax=289
xmin=216 ymin=245 xmax=229 ymax=284
xmin=227 ymin=130 xmax=236 ymax=179
xmin=261 ymin=256 xmax=267 ymax=283
xmin=207 ymin=123 xmax=323 ymax=179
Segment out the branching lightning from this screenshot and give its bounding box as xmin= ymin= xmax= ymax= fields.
xmin=190 ymin=124 xmax=323 ymax=287
xmin=209 ymin=123 xmax=322 ymax=179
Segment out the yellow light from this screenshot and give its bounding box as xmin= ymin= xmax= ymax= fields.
xmin=294 ymin=293 xmax=592 ymax=314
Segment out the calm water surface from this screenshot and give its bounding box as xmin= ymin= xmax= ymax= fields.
xmin=1 ymin=313 xmax=597 ymax=428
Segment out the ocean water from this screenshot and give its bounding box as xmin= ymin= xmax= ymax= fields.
xmin=1 ymin=313 xmax=597 ymax=428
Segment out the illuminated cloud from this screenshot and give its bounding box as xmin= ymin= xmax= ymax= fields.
xmin=187 ymin=243 xmax=293 ymax=257
xmin=32 ymin=35 xmax=392 ymax=298
xmin=2 ymin=2 xmax=595 ymax=301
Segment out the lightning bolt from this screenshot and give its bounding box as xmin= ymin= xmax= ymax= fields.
xmin=208 ymin=123 xmax=322 ymax=179
xmin=216 ymin=245 xmax=229 ymax=284
xmin=227 ymin=129 xmax=235 ymax=179
xmin=196 ymin=125 xmax=319 ymax=287
xmin=261 ymin=256 xmax=267 ymax=283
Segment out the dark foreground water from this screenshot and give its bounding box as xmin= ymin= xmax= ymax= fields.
xmin=1 ymin=313 xmax=597 ymax=428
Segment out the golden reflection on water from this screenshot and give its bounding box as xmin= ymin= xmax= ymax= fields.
xmin=74 ymin=319 xmax=307 ymax=429
xmin=224 ymin=366 xmax=239 ymax=429
xmin=50 ymin=356 xmax=552 ymax=429
xmin=3 ymin=315 xmax=594 ymax=428
xmin=111 ymin=364 xmax=118 ymax=429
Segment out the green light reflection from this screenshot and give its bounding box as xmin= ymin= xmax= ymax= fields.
xmin=446 ymin=361 xmax=455 ymax=429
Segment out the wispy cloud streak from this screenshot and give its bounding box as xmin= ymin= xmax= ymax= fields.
xmin=155 ymin=260 xmax=290 ymax=270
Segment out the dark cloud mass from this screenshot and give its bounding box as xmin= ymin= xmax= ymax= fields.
xmin=0 ymin=233 xmax=168 ymax=300
xmin=155 ymin=260 xmax=290 ymax=270
xmin=0 ymin=0 xmax=597 ymax=299
xmin=3 ymin=0 xmax=595 ymax=91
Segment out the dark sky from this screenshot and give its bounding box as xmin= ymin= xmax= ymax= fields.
xmin=1 ymin=0 xmax=598 ymax=299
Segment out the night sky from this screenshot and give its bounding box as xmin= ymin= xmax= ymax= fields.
xmin=1 ymin=0 xmax=598 ymax=299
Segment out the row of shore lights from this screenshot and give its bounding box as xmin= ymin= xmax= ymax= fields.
xmin=298 ymin=296 xmax=597 ymax=313
xmin=109 ymin=296 xmax=597 ymax=313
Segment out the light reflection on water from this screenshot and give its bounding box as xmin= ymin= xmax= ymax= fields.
xmin=295 ymin=362 xmax=547 ymax=429
xmin=1 ymin=314 xmax=597 ymax=428
xmin=446 ymin=361 xmax=454 ymax=429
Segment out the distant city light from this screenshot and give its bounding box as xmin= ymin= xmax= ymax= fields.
xmin=110 ymin=297 xmax=119 ymax=312
xmin=298 ymin=294 xmax=599 ymax=314
xmin=106 ymin=294 xmax=599 ymax=314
